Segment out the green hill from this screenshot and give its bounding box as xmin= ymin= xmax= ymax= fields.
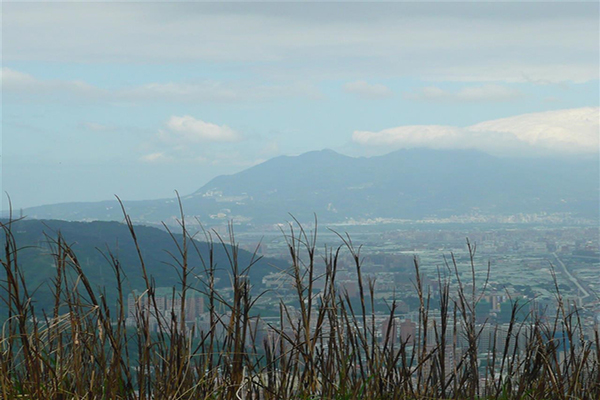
xmin=0 ymin=218 xmax=286 ymax=317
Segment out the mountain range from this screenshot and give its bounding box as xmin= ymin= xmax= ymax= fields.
xmin=23 ymin=148 xmax=599 ymax=226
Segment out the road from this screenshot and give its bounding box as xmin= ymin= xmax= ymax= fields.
xmin=553 ymin=252 xmax=590 ymax=302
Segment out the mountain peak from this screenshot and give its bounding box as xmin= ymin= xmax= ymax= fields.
xmin=296 ymin=148 xmax=343 ymax=158
xmin=23 ymin=148 xmax=599 ymax=225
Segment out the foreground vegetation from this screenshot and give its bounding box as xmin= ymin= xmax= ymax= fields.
xmin=1 ymin=206 xmax=599 ymax=399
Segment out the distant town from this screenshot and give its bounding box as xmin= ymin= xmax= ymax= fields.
xmin=233 ymin=223 xmax=600 ymax=350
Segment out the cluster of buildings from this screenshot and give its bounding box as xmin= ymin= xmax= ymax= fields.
xmin=126 ymin=288 xmax=204 ymax=332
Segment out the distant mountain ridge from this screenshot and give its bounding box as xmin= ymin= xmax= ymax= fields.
xmin=23 ymin=148 xmax=599 ymax=225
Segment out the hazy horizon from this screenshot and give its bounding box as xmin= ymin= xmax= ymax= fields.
xmin=4 ymin=145 xmax=599 ymax=211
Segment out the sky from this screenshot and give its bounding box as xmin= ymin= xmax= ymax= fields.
xmin=1 ymin=1 xmax=599 ymax=209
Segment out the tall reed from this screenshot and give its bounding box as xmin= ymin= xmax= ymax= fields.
xmin=0 ymin=205 xmax=598 ymax=399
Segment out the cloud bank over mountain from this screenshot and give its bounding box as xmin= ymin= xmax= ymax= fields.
xmin=353 ymin=107 xmax=599 ymax=156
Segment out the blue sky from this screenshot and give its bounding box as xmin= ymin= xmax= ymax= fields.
xmin=1 ymin=1 xmax=599 ymax=209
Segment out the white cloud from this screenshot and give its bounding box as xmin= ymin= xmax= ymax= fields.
xmin=425 ymin=64 xmax=600 ymax=85
xmin=120 ymin=82 xmax=240 ymax=103
xmin=1 ymin=67 xmax=106 ymax=101
xmin=81 ymin=122 xmax=113 ymax=132
xmin=140 ymin=152 xmax=170 ymax=163
xmin=343 ymin=80 xmax=393 ymax=99
xmin=1 ymin=68 xmax=37 ymax=87
xmin=163 ymin=116 xmax=240 ymax=143
xmin=469 ymin=107 xmax=600 ymax=153
xmin=406 ymin=84 xmax=523 ymax=102
xmin=353 ymin=107 xmax=600 ymax=155
xmin=120 ymin=81 xmax=322 ymax=102
xmin=2 ymin=67 xmax=322 ymax=104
